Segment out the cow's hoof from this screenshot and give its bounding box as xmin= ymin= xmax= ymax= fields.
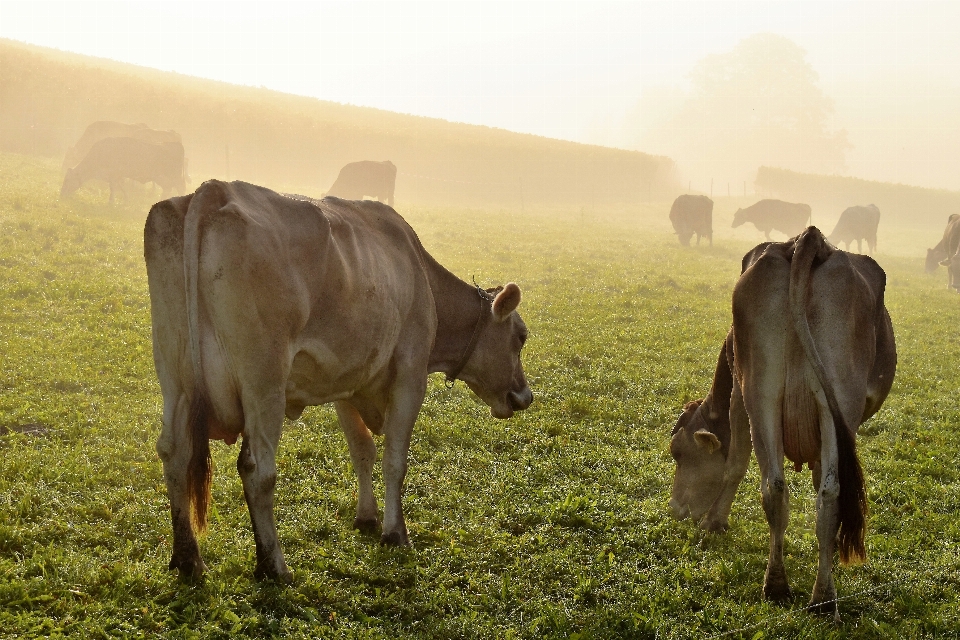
xmin=169 ymin=555 xmax=206 ymax=581
xmin=700 ymin=517 xmax=729 ymax=533
xmin=763 ymin=581 xmax=792 ymax=601
xmin=808 ymin=599 xmax=840 ymax=622
xmin=380 ymin=529 xmax=410 ymax=547
xmin=254 ymin=563 xmax=293 ymax=584
xmin=353 ymin=517 xmax=380 ymax=535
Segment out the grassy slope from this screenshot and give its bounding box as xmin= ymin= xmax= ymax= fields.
xmin=1 ymin=153 xmax=959 ymax=638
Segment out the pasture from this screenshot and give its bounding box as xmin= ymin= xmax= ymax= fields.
xmin=1 ymin=152 xmax=960 ymax=638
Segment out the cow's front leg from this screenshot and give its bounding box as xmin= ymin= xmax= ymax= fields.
xmin=809 ymin=390 xmax=842 ymax=621
xmin=380 ymin=377 xmax=426 ymax=546
xmin=702 ymin=381 xmax=751 ymax=532
xmin=237 ymin=396 xmax=291 ymax=582
xmin=335 ymin=401 xmax=379 ymax=534
xmin=157 ymin=393 xmax=207 ymax=579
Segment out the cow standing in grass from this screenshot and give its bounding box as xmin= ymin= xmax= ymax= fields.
xmin=828 ymin=204 xmax=880 ymax=254
xmin=145 ymin=180 xmax=532 ymax=581
xmin=669 ymin=194 xmax=713 ymax=247
xmin=732 ymin=199 xmax=811 ymax=240
xmin=926 ymin=214 xmax=960 ymax=289
xmin=61 ymin=137 xmax=186 ymax=203
xmin=62 ymin=121 xmax=182 ymax=171
xmin=669 ymin=227 xmax=896 ymax=619
xmin=325 ymin=160 xmax=397 ymax=206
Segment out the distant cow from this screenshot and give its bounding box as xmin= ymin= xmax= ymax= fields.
xmin=326 ymin=161 xmax=397 ymax=206
xmin=60 ymin=137 xmax=186 ymax=203
xmin=926 ymin=214 xmax=960 ymax=277
xmin=669 ymin=195 xmax=713 ymax=246
xmin=145 ymin=180 xmax=532 ymax=580
xmin=63 ymin=121 xmax=182 ymax=171
xmin=828 ymin=205 xmax=880 ymax=254
xmin=928 ymin=214 xmax=960 ymax=290
xmin=732 ymin=199 xmax=811 ymax=240
xmin=670 ymin=227 xmax=896 ymax=619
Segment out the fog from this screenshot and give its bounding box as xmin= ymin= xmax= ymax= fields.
xmin=2 ymin=0 xmax=960 ymax=191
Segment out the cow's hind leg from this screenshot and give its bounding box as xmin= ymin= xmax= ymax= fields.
xmin=236 ymin=394 xmax=291 ymax=582
xmin=157 ymin=393 xmax=206 ymax=579
xmin=335 ymin=401 xmax=379 ymax=534
xmin=809 ymin=388 xmax=842 ymax=621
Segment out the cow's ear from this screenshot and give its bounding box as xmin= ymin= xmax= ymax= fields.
xmin=492 ymin=283 xmax=521 ymax=321
xmin=694 ymin=429 xmax=721 ymax=453
xmin=941 ymin=258 xmax=953 ymax=266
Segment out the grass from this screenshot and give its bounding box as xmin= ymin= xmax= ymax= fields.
xmin=1 ymin=151 xmax=960 ymax=638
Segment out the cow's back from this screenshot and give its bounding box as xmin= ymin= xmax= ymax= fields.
xmin=78 ymin=137 xmax=184 ymax=190
xmin=327 ymin=161 xmax=397 ymax=202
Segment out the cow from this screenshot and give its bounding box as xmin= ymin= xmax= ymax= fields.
xmin=60 ymin=137 xmax=186 ymax=203
xmin=63 ymin=121 xmax=182 ymax=171
xmin=732 ymin=199 xmax=811 ymax=240
xmin=144 ymin=180 xmax=532 ymax=581
xmin=926 ymin=214 xmax=960 ymax=287
xmin=669 ymin=194 xmax=713 ymax=246
xmin=669 ymin=227 xmax=896 ymax=619
xmin=828 ymin=204 xmax=880 ymax=254
xmin=326 ymin=160 xmax=397 ymax=206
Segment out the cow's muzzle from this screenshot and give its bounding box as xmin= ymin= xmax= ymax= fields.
xmin=508 ymin=387 xmax=533 ymax=412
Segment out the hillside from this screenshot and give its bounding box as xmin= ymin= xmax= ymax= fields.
xmin=0 ymin=39 xmax=675 ymax=207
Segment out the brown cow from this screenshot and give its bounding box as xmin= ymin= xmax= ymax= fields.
xmin=63 ymin=121 xmax=182 ymax=171
xmin=669 ymin=194 xmax=713 ymax=246
xmin=145 ymin=180 xmax=532 ymax=581
xmin=732 ymin=199 xmax=811 ymax=240
xmin=926 ymin=214 xmax=960 ymax=288
xmin=61 ymin=137 xmax=186 ymax=203
xmin=828 ymin=204 xmax=880 ymax=254
xmin=670 ymin=228 xmax=896 ymax=619
xmin=326 ymin=160 xmax=397 ymax=206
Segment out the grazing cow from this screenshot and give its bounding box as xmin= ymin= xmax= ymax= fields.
xmin=828 ymin=204 xmax=881 ymax=254
xmin=144 ymin=180 xmax=532 ymax=580
xmin=326 ymin=160 xmax=397 ymax=206
xmin=926 ymin=214 xmax=960 ymax=287
xmin=670 ymin=227 xmax=896 ymax=619
xmin=60 ymin=137 xmax=186 ymax=203
xmin=669 ymin=194 xmax=714 ymax=246
xmin=63 ymin=121 xmax=182 ymax=171
xmin=732 ymin=199 xmax=811 ymax=240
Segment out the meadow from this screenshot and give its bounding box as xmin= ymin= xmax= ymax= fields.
xmin=1 ymin=151 xmax=960 ymax=638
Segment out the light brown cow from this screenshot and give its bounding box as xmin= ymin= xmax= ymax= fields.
xmin=63 ymin=121 xmax=182 ymax=171
xmin=670 ymin=228 xmax=896 ymax=619
xmin=732 ymin=199 xmax=811 ymax=240
xmin=828 ymin=204 xmax=880 ymax=254
xmin=326 ymin=160 xmax=397 ymax=206
xmin=927 ymin=214 xmax=960 ymax=289
xmin=145 ymin=180 xmax=532 ymax=581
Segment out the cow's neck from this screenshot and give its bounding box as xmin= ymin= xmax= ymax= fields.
xmin=425 ymin=256 xmax=489 ymax=377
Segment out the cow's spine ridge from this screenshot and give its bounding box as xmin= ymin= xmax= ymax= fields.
xmin=182 ymin=181 xmax=222 ymax=532
xmin=789 ymin=227 xmax=867 ymax=564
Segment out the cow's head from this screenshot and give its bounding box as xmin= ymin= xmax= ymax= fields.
xmin=927 ymin=248 xmax=944 ymax=274
xmin=669 ymin=400 xmax=726 ymax=523
xmin=458 ymin=283 xmax=533 ymax=419
xmin=939 ymin=255 xmax=960 ymax=292
xmin=60 ymin=169 xmax=81 ymax=198
xmin=731 ymin=208 xmax=745 ymax=228
xmin=676 ymin=229 xmax=694 ymax=246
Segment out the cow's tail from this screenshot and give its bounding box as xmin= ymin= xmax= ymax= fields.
xmin=182 ymin=181 xmax=224 ymax=533
xmin=789 ymin=227 xmax=867 ymax=564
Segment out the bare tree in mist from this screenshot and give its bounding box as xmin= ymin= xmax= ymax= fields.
xmin=627 ymin=34 xmax=849 ymax=191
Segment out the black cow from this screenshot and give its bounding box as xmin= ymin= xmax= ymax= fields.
xmin=326 ymin=161 xmax=397 ymax=206
xmin=828 ymin=204 xmax=880 ymax=254
xmin=732 ymin=199 xmax=811 ymax=240
xmin=60 ymin=137 xmax=186 ymax=204
xmin=669 ymin=195 xmax=713 ymax=246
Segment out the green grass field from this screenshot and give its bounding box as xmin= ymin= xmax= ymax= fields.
xmin=2 ymin=152 xmax=960 ymax=638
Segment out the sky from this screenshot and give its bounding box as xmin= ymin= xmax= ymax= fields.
xmin=3 ymin=1 xmax=960 ymax=189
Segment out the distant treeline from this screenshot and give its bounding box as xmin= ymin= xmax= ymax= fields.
xmin=0 ymin=39 xmax=676 ymax=207
xmin=755 ymin=166 xmax=960 ymax=229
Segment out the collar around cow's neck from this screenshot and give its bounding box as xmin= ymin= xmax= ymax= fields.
xmin=445 ymin=286 xmax=492 ymax=387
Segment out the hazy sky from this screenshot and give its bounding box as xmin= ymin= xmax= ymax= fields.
xmin=3 ymin=1 xmax=960 ymax=188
